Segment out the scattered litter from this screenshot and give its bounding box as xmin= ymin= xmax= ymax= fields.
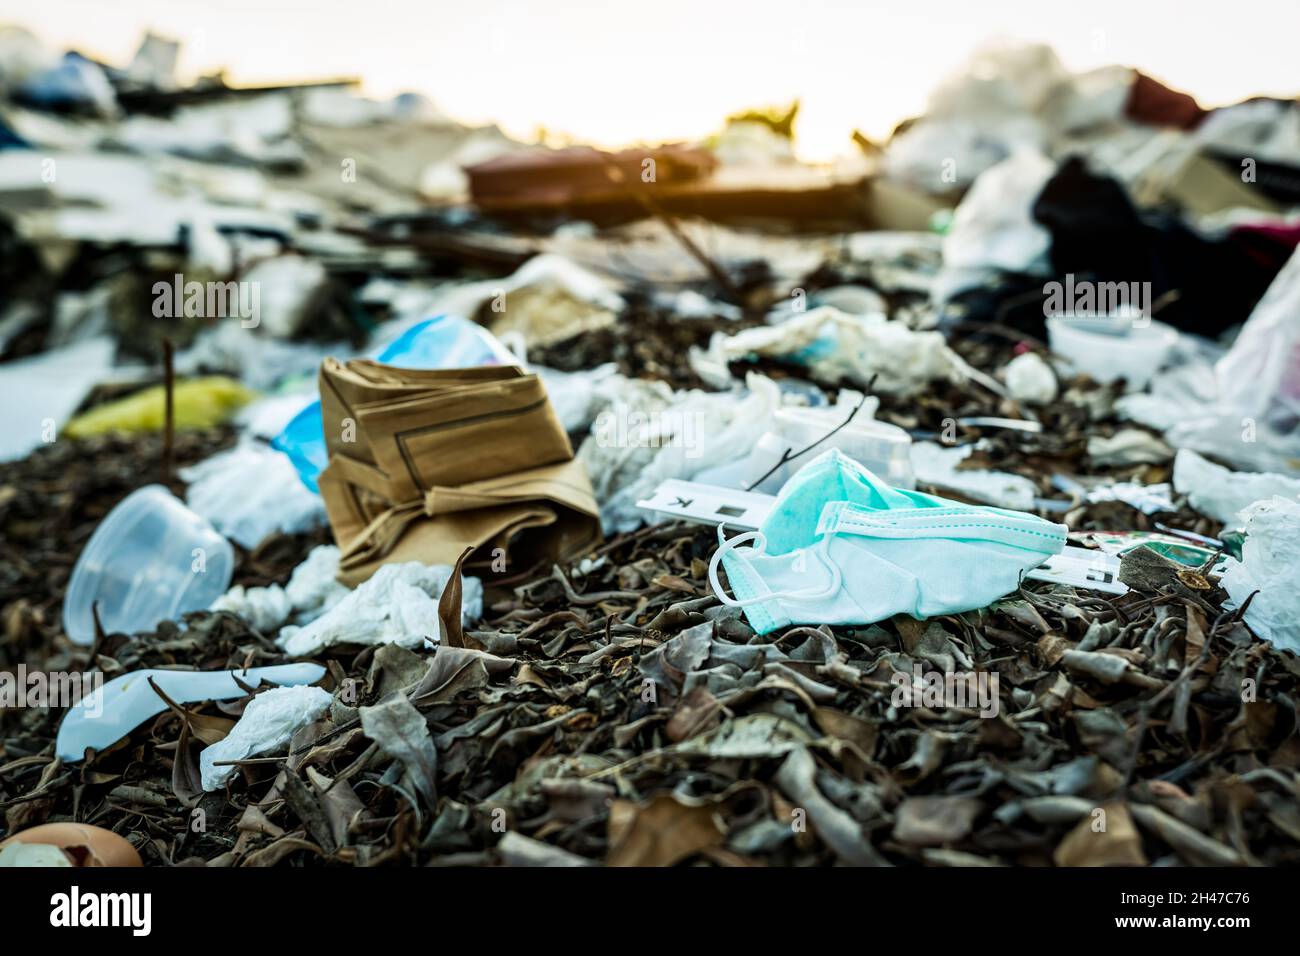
xmin=1087 ymin=428 xmax=1174 ymax=467
xmin=211 ymin=544 xmax=349 ymax=633
xmin=1046 ymin=315 xmax=1179 ymax=390
xmin=1081 ymin=480 xmax=1177 ymax=515
xmin=65 ymin=376 xmax=256 ymax=437
xmin=955 ymin=416 xmax=1042 ymax=434
xmin=4 ymin=21 xmax=1300 ymax=871
xmin=1174 ymin=448 xmax=1300 ymax=525
xmin=62 ymin=483 xmax=234 ymax=645
xmin=0 ymin=823 xmax=142 ymax=868
xmin=200 ymin=684 xmax=334 ymax=790
xmin=579 ymin=372 xmax=784 ymax=532
xmin=692 ymin=306 xmax=998 ymax=397
xmin=1002 ymin=351 xmax=1058 ymax=403
xmin=1164 ymin=248 xmax=1300 ymax=472
xmin=181 ymin=442 xmax=327 ymax=550
xmin=1075 ymin=530 xmax=1228 ymax=570
xmin=277 ymin=561 xmax=482 ymax=656
xmin=935 ymin=149 xmax=1055 ymax=301
xmin=56 ymin=663 xmax=325 ymax=761
xmin=911 ymin=441 xmax=1039 ymax=511
xmin=423 ymin=254 xmax=625 ymax=348
xmin=1221 ymin=497 xmax=1300 ymax=652
xmin=696 ymin=393 xmax=915 ymax=494
xmin=0 ymin=336 xmax=114 ymax=461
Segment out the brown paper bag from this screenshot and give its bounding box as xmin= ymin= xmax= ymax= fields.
xmin=317 ymin=359 xmax=601 ymax=586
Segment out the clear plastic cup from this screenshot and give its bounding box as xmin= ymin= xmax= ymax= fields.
xmin=1046 ymin=316 xmax=1179 ymax=390
xmin=62 ymin=485 xmax=234 ymax=645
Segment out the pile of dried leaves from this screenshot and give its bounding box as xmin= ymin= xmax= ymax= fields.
xmin=3 ymin=300 xmax=1300 ymax=867
xmin=3 ymin=427 xmax=1299 ymax=865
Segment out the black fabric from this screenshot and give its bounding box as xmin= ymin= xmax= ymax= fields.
xmin=1030 ymin=156 xmax=1291 ymax=337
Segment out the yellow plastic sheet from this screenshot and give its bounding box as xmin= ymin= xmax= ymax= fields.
xmin=65 ymin=376 xmax=256 ymax=437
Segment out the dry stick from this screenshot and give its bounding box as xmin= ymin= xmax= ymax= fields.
xmin=597 ymin=153 xmax=743 ymax=305
xmin=161 ymin=337 xmax=175 ymax=484
xmin=87 ymin=600 xmax=107 ymax=665
xmin=744 ymin=387 xmax=873 ymax=492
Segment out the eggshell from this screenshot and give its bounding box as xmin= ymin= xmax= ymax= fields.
xmin=0 ymin=843 xmax=73 ymax=867
xmin=0 ymin=822 xmax=143 ymax=867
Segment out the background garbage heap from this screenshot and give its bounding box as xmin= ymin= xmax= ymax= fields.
xmin=2 ymin=28 xmax=1300 ymax=866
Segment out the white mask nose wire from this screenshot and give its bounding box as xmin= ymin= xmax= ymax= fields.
xmin=709 ymin=531 xmax=842 ymax=609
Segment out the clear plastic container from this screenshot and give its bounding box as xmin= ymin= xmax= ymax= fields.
xmin=749 ymin=407 xmax=915 ymax=493
xmin=272 ymin=314 xmax=517 ymax=492
xmin=62 ymin=485 xmax=234 ymax=645
xmin=1046 ymin=316 xmax=1179 ymax=390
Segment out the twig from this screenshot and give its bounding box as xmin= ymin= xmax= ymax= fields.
xmin=550 ymin=565 xmax=641 ymax=605
xmin=745 ymin=390 xmax=872 ymax=492
xmin=162 ymin=337 xmax=175 ymax=484
xmin=597 ymin=153 xmax=742 ymax=304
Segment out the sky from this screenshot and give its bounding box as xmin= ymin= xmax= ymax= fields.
xmin=2 ymin=0 xmax=1297 ymax=161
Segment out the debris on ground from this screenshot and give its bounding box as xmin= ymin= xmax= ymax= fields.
xmin=2 ymin=28 xmax=1300 ymax=869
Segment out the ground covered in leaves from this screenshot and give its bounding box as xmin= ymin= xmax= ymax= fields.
xmin=3 ymin=319 xmax=1300 ymax=867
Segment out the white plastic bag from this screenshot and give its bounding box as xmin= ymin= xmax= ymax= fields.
xmin=1221 ymin=497 xmax=1300 ymax=653
xmin=1166 ymin=248 xmax=1300 ymax=473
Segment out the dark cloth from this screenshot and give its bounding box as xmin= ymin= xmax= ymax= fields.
xmin=1124 ymin=72 xmax=1207 ymax=130
xmin=1030 ymin=156 xmax=1291 ymax=337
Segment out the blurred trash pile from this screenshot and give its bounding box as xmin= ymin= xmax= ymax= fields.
xmin=3 ymin=27 xmax=1300 ymax=868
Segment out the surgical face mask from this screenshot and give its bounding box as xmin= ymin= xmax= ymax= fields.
xmin=709 ymin=449 xmax=1066 ymax=635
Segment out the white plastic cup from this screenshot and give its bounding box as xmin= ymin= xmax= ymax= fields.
xmin=1046 ymin=316 xmax=1179 ymax=390
xmin=62 ymin=485 xmax=234 ymax=645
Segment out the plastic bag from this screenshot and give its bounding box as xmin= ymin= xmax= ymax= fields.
xmin=1166 ymin=248 xmax=1300 ymax=473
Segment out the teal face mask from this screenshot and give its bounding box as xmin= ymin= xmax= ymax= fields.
xmin=708 ymin=449 xmax=1067 ymax=635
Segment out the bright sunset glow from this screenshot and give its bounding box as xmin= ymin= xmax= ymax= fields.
xmin=3 ymin=0 xmax=1298 ymax=161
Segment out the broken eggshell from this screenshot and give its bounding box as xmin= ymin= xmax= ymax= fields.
xmin=55 ymin=662 xmax=326 ymax=762
xmin=0 ymin=823 xmax=143 ymax=867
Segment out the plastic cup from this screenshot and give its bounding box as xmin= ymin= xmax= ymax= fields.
xmin=1046 ymin=316 xmax=1179 ymax=390
xmin=62 ymin=485 xmax=234 ymax=645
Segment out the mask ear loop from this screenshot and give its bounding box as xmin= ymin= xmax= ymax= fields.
xmin=709 ymin=527 xmax=765 ymax=607
xmin=709 ymin=527 xmax=842 ymax=608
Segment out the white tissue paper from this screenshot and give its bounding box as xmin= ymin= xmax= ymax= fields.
xmin=1003 ymin=351 xmax=1058 ymax=404
xmin=277 ymin=561 xmax=482 ymax=656
xmin=199 ymin=684 xmax=333 ymax=790
xmin=212 ymin=544 xmax=350 ymax=634
xmin=578 ymin=372 xmax=785 ymax=533
xmin=910 ymin=441 xmax=1038 ymax=511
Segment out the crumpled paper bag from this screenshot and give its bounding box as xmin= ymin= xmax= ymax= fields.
xmin=317 ymin=359 xmax=600 ymax=586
